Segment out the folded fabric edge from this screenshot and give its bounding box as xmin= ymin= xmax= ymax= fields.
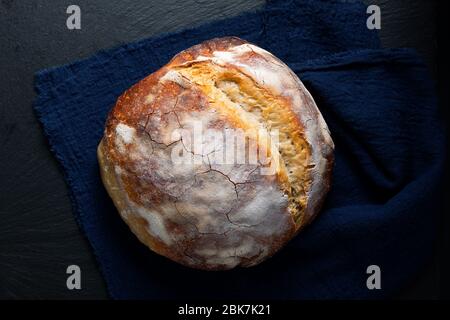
xmin=290 ymin=48 xmax=430 ymax=73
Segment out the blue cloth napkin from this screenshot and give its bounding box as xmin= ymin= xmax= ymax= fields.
xmin=33 ymin=0 xmax=445 ymax=299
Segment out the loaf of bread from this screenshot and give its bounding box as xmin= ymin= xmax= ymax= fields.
xmin=97 ymin=37 xmax=334 ymax=270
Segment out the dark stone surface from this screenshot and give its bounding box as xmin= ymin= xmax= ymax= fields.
xmin=0 ymin=0 xmax=444 ymax=299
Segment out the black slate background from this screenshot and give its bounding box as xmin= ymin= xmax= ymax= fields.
xmin=0 ymin=0 xmax=447 ymax=299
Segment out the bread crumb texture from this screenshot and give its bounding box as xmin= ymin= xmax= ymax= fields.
xmin=98 ymin=37 xmax=334 ymax=270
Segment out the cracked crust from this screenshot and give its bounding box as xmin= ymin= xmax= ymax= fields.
xmin=98 ymin=37 xmax=334 ymax=270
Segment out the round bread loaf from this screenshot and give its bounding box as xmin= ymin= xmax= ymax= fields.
xmin=97 ymin=37 xmax=334 ymax=270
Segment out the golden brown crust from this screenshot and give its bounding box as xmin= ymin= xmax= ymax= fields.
xmin=98 ymin=37 xmax=334 ymax=270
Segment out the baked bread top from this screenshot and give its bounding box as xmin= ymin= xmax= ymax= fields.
xmin=98 ymin=37 xmax=334 ymax=270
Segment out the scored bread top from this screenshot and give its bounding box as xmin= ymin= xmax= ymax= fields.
xmin=98 ymin=37 xmax=334 ymax=270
